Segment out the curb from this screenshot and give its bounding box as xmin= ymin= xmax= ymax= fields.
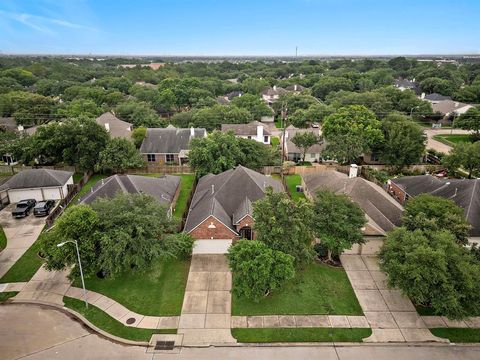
xmin=7 ymin=300 xmax=150 ymax=347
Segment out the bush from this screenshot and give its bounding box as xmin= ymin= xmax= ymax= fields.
xmin=227 ymin=240 xmax=295 ymax=302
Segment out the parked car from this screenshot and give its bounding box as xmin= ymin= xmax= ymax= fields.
xmin=33 ymin=200 xmax=55 ymax=217
xmin=11 ymin=199 xmax=37 ymax=218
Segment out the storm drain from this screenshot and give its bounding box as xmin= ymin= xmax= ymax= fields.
xmin=154 ymin=341 xmax=175 ymax=350
xmin=126 ymin=317 xmax=136 ymax=325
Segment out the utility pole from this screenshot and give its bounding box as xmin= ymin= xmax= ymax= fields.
xmin=295 ymin=46 xmax=298 ymax=60
xmin=281 ymin=101 xmax=288 ymax=180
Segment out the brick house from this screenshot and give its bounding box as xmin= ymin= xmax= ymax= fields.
xmin=184 ymin=166 xmax=284 ymax=253
xmin=140 ymin=126 xmax=207 ymax=166
xmin=221 ymin=121 xmax=271 ymax=144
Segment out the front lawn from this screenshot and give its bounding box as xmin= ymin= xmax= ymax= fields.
xmin=73 ymin=258 xmax=190 ymax=316
xmin=433 ymin=134 xmax=477 ymax=146
xmin=285 ymin=174 xmax=306 ymax=201
xmin=0 ymin=231 xmax=45 ymax=283
xmin=232 ymin=262 xmax=363 ymax=316
xmin=430 ymin=328 xmax=480 ymax=343
xmin=0 ymin=225 xmax=6 ymax=251
xmin=232 ymin=328 xmax=371 ymax=343
xmin=0 ymin=291 xmax=18 ymax=302
xmin=63 ymin=297 xmax=176 ymax=342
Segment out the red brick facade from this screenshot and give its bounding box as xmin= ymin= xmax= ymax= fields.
xmin=235 ymin=215 xmax=256 ymax=240
xmin=189 ymin=215 xmax=238 ymax=240
xmin=387 ymin=182 xmax=408 ymax=205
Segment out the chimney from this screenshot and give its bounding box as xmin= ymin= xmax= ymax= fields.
xmin=104 ymin=123 xmax=110 ymax=132
xmin=211 ymin=184 xmax=215 ymax=194
xmin=190 ymin=126 xmax=195 ymax=137
xmin=256 ymin=124 xmax=264 ymax=141
xmin=17 ymin=125 xmax=24 ymax=132
xmin=421 ymin=92 xmax=425 ymax=99
xmin=294 ymin=84 xmax=298 ymax=91
xmin=273 ymin=85 xmax=277 ymax=91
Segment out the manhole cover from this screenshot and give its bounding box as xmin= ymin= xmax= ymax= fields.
xmin=155 ymin=341 xmax=175 ymax=350
xmin=126 ymin=317 xmax=136 ymax=325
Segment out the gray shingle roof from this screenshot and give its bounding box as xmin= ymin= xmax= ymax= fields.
xmin=96 ymin=112 xmax=133 ymax=139
xmin=390 ymin=175 xmax=480 ymax=236
xmin=140 ymin=127 xmax=207 ymax=154
xmin=262 ymin=86 xmax=288 ymax=96
xmin=232 ymin=197 xmax=253 ymax=224
xmin=184 ymin=166 xmax=284 ymax=233
xmin=394 ymin=79 xmax=417 ymax=89
xmin=303 ymin=171 xmax=404 ymax=236
xmin=79 ymin=174 xmax=180 ymax=206
xmin=424 ymin=93 xmax=452 ymax=101
xmin=221 ymin=121 xmax=271 ymax=136
xmin=0 ymin=117 xmax=17 ymax=132
xmin=285 ymin=84 xmax=306 ymax=92
xmin=0 ymin=169 xmax=73 ymax=191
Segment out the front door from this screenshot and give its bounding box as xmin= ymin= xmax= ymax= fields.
xmin=239 ymin=227 xmax=253 ymax=240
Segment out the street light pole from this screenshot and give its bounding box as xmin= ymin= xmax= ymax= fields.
xmin=57 ymin=240 xmax=88 ymax=308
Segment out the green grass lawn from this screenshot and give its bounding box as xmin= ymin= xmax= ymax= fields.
xmin=430 ymin=328 xmax=480 ymax=343
xmin=73 ymin=258 xmax=190 ymax=316
xmin=63 ymin=297 xmax=176 ymax=342
xmin=433 ymin=134 xmax=477 ymax=146
xmin=0 ymin=231 xmax=45 ymax=283
xmin=0 ymin=225 xmax=6 ymax=252
xmin=285 ymin=174 xmax=306 ymax=201
xmin=232 ymin=262 xmax=363 ymax=316
xmin=271 ymin=136 xmax=280 ymax=147
xmin=172 ymin=174 xmax=195 ymax=219
xmin=232 ymin=328 xmax=371 ymax=343
xmin=0 ymin=291 xmax=18 ymax=302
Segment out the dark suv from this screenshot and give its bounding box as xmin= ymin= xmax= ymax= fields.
xmin=11 ymin=199 xmax=37 ymax=218
xmin=33 ymin=200 xmax=55 ymax=217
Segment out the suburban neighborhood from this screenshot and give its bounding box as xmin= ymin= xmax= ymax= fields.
xmin=1 ymin=1 xmax=480 ymax=359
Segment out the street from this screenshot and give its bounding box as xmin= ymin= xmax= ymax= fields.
xmin=1 ymin=304 xmax=479 ymax=360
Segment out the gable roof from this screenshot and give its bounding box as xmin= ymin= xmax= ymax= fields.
xmin=394 ymin=79 xmax=417 ymax=89
xmin=303 ymin=171 xmax=404 ymax=236
xmin=79 ymin=174 xmax=180 ymax=206
xmin=424 ymin=93 xmax=452 ymax=102
xmin=0 ymin=169 xmax=73 ymax=191
xmin=184 ymin=166 xmax=284 ymax=233
xmin=262 ymin=86 xmax=288 ymax=96
xmin=0 ymin=117 xmax=17 ymax=132
xmin=390 ymin=175 xmax=480 ymax=236
xmin=284 ymin=127 xmax=325 ymax=155
xmin=221 ymin=121 xmax=271 ymax=136
xmin=285 ymin=84 xmax=306 ymax=92
xmin=96 ymin=112 xmax=133 ymax=139
xmin=431 ymin=100 xmax=473 ymax=115
xmin=226 ymin=91 xmax=243 ymax=100
xmin=140 ymin=127 xmax=207 ymax=154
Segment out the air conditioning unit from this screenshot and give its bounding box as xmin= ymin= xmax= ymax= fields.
xmin=296 ymin=185 xmax=303 ymax=193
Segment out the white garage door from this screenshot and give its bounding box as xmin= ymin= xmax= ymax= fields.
xmin=192 ymin=240 xmax=232 ymax=254
xmin=42 ymin=188 xmax=62 ymax=200
xmin=8 ymin=189 xmax=44 ymax=203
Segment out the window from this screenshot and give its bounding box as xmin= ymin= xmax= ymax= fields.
xmin=247 ymin=136 xmax=252 ymax=139
xmin=264 ymin=136 xmax=269 ymax=143
xmin=147 ymin=154 xmax=156 ymax=162
xmin=165 ymin=154 xmax=175 ymax=163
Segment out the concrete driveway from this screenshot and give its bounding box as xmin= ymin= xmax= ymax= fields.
xmin=0 ymin=204 xmax=45 ymax=278
xmin=424 ymin=129 xmax=472 ymax=154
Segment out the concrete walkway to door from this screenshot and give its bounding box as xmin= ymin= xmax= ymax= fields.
xmin=177 ymin=254 xmax=236 ymax=346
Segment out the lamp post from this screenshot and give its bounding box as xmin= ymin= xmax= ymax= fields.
xmin=57 ymin=240 xmax=88 ymax=308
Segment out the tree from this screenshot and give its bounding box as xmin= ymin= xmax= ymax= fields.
xmin=30 ymin=117 xmax=109 ymax=171
xmin=443 ymin=142 xmax=480 ymax=179
xmin=403 ymin=194 xmax=471 ymax=245
xmin=454 ymin=106 xmax=480 ymax=138
xmin=312 ymin=76 xmax=354 ymax=100
xmin=115 ymin=100 xmax=164 ymax=127
xmin=188 ymin=131 xmax=243 ymax=176
xmin=290 ymin=131 xmax=320 ymax=162
xmin=380 ymin=113 xmax=426 ymax=171
xmin=419 ymin=77 xmax=455 ymax=96
xmin=0 ymin=91 xmax=56 ymax=125
xmin=57 ymin=98 xmax=102 ymax=119
xmin=131 ymin=126 xmax=147 ymax=148
xmin=227 ymin=240 xmax=295 ymax=302
xmin=312 ymin=190 xmax=366 ymax=262
xmin=96 ymin=138 xmax=144 ymax=173
xmin=253 ymin=189 xmax=314 ymax=265
xmin=40 ymin=205 xmax=100 ymax=278
xmin=230 ymin=93 xmax=273 ymax=120
xmin=190 ymin=104 xmax=251 ymax=131
xmin=237 ymin=137 xmax=281 ymax=168
xmin=322 ymin=105 xmax=384 ymax=163
xmin=379 ymin=228 xmax=480 ymax=320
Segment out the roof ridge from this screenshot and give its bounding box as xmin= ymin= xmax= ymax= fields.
xmin=465 ymin=179 xmax=478 ymax=220
xmin=80 ymin=175 xmax=116 ymax=203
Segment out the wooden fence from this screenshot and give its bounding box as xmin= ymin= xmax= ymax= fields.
xmin=0 ymin=164 xmax=77 ymax=175
xmin=126 ymin=165 xmax=193 ymax=175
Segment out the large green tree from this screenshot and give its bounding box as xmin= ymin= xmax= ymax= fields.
xmin=403 ymin=194 xmax=471 ymax=245
xmin=312 ymin=76 xmax=354 ymax=100
xmin=312 ymin=190 xmax=366 ymax=262
xmin=227 ymin=240 xmax=295 ymax=302
xmin=322 ymin=105 xmax=384 ymax=163
xmin=290 ymin=131 xmax=321 ymax=162
xmin=443 ymin=142 xmax=480 ymax=179
xmin=96 ymin=138 xmax=144 ymax=173
xmin=253 ymin=189 xmax=314 ymax=265
xmin=230 ymin=93 xmax=273 ymax=120
xmin=379 ymin=228 xmax=480 ymax=320
xmin=454 ymin=106 xmax=480 ymax=138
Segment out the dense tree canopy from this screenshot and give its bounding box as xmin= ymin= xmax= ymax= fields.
xmin=454 ymin=106 xmax=480 ymax=137
xmin=96 ymin=138 xmax=144 ymax=173
xmin=443 ymin=142 xmax=480 ymax=179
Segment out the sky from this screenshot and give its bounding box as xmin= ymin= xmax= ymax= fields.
xmin=0 ymin=0 xmax=479 ymax=56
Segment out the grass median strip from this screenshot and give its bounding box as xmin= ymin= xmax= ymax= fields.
xmin=432 ymin=134 xmax=476 ymax=146
xmin=63 ymin=296 xmax=176 ymax=342
xmin=0 ymin=225 xmax=6 ymax=251
xmin=231 ymin=328 xmax=371 ymax=343
xmin=430 ymin=328 xmax=480 ymax=343
xmin=0 ymin=291 xmax=18 ymax=302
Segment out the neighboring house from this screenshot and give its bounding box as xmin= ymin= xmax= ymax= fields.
xmin=216 ymin=96 xmax=230 ymax=105
xmin=184 ymin=166 xmax=284 ymax=252
xmin=79 ymin=174 xmax=180 ymax=213
xmin=421 ymin=93 xmax=452 ymax=102
xmin=261 ymin=85 xmax=288 ymax=105
xmin=282 ymin=125 xmax=325 ymax=162
xmin=96 ymin=112 xmax=133 ymax=139
xmin=140 ymin=126 xmax=207 ymax=165
xmin=285 ymin=84 xmax=306 ymax=93
xmin=0 ymin=117 xmax=17 ymax=132
xmin=225 ymin=91 xmax=243 ymax=100
xmin=0 ymin=169 xmax=74 ymax=203
xmin=221 ymin=121 xmax=271 ymax=144
xmin=388 ymin=175 xmax=480 ymax=238
xmin=303 ymin=171 xmax=404 ymax=237
xmin=394 ymin=78 xmax=418 ymax=92
xmin=431 ymin=100 xmax=473 ymax=117
xmin=118 ymin=63 xmax=164 ymax=70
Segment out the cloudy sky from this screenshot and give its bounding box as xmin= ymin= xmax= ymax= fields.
xmin=0 ymin=0 xmax=479 ymax=55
